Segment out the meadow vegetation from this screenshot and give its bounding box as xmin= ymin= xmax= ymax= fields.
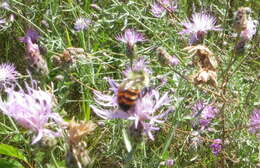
xmin=0 ymin=0 xmax=259 ymax=167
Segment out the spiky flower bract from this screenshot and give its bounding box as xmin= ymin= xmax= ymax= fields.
xmin=0 ymin=78 xmax=64 ymax=144
xmin=0 ymin=63 xmax=18 ymax=89
xmin=179 ymin=12 xmax=221 ymax=44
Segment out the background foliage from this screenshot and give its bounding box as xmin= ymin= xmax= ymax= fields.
xmin=0 ymin=0 xmax=259 ymax=167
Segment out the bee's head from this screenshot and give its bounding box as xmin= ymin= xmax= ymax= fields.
xmin=130 ymin=71 xmax=150 ymax=88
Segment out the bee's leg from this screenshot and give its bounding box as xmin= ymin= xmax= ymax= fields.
xmin=140 ymin=87 xmax=152 ymax=97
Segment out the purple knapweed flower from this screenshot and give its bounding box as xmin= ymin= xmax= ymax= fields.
xmin=19 ymin=29 xmax=40 ymax=43
xmin=151 ymin=0 xmax=177 ymax=18
xmin=240 ymin=19 xmax=258 ymax=41
xmin=170 ymin=55 xmax=179 ymax=66
xmin=0 ymin=79 xmax=64 ymax=144
xmin=151 ymin=2 xmax=166 ymax=18
xmin=160 ymin=0 xmax=177 ymax=12
xmin=19 ymin=29 xmax=48 ymax=74
xmin=74 ymin=17 xmax=91 ymax=31
xmin=179 ymin=12 xmax=221 ymax=44
xmin=0 ymin=1 xmax=10 ymax=10
xmin=160 ymin=159 xmax=175 ymax=166
xmin=249 ymin=109 xmax=260 ymax=138
xmin=192 ymin=100 xmax=218 ymax=129
xmin=123 ymin=57 xmax=151 ymax=77
xmin=91 ymin=80 xmax=172 ymax=140
xmin=0 ymin=18 xmax=6 ymax=25
xmin=116 ymin=29 xmax=145 ymax=48
xmin=0 ymin=63 xmax=18 ymax=89
xmin=210 ymin=139 xmax=222 ymax=156
xmin=116 ymin=29 xmax=145 ymax=58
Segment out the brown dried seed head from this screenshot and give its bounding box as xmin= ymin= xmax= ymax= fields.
xmin=52 ymin=47 xmax=86 ymax=66
xmin=184 ymin=45 xmax=217 ymax=70
xmin=67 ymin=119 xmax=96 ymax=145
xmin=66 ymin=142 xmax=91 ymax=168
xmin=193 ymin=68 xmax=217 ymax=87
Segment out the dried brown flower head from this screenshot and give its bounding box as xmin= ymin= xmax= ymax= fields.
xmin=52 ymin=47 xmax=86 ymax=66
xmin=67 ymin=119 xmax=96 ymax=146
xmin=184 ymin=45 xmax=218 ymax=70
xmin=66 ymin=141 xmax=91 ymax=168
xmin=192 ymin=68 xmax=217 ymax=87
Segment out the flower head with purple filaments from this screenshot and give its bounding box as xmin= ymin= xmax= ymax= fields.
xmin=151 ymin=0 xmax=177 ymax=18
xmin=123 ymin=57 xmax=152 ymax=77
xmin=160 ymin=0 xmax=177 ymax=12
xmin=0 ymin=79 xmax=64 ymax=144
xmin=249 ymin=109 xmax=260 ymax=138
xmin=91 ymin=84 xmax=171 ymax=140
xmin=19 ymin=29 xmax=40 ymax=44
xmin=240 ymin=19 xmax=258 ymax=41
xmin=91 ymin=58 xmax=172 ymax=140
xmin=19 ymin=29 xmax=49 ymax=74
xmin=74 ymin=17 xmax=91 ymax=31
xmin=179 ymin=12 xmax=221 ymax=44
xmin=151 ymin=2 xmax=166 ymax=18
xmin=160 ymin=159 xmax=175 ymax=166
xmin=210 ymin=139 xmax=222 ymax=156
xmin=0 ymin=63 xmax=18 ymax=89
xmin=19 ymin=29 xmax=41 ymax=55
xmin=0 ymin=18 xmax=6 ymax=25
xmin=116 ymin=29 xmax=145 ymax=48
xmin=192 ymin=100 xmax=218 ymax=129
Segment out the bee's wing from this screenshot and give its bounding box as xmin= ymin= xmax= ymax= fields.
xmin=120 ymin=80 xmax=135 ymax=90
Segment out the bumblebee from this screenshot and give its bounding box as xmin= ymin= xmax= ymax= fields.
xmin=233 ymin=7 xmax=252 ymax=33
xmin=117 ymin=71 xmax=150 ymax=111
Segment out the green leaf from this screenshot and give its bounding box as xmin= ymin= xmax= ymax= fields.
xmin=0 ymin=159 xmax=25 ymax=168
xmin=65 ymin=28 xmax=72 ymax=47
xmin=161 ymin=123 xmax=178 ymax=159
xmin=0 ymin=144 xmax=27 ymax=162
xmin=182 ymin=115 xmax=193 ymax=121
xmin=122 ymin=128 xmax=132 ymax=153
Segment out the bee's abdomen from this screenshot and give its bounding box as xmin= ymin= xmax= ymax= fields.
xmin=117 ymin=89 xmax=140 ymax=111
